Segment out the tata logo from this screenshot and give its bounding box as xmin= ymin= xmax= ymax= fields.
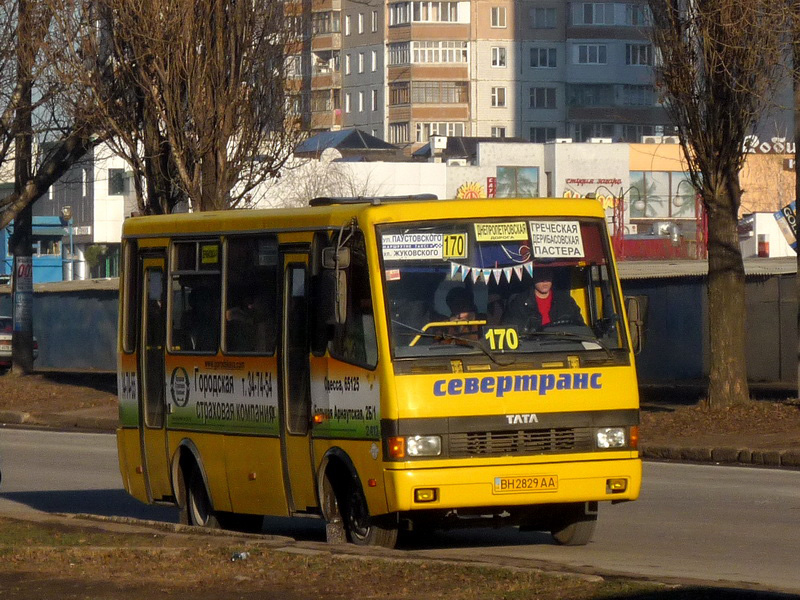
xmin=505 ymin=413 xmax=539 ymax=425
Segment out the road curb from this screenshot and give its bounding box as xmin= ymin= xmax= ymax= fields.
xmin=0 ymin=411 xmax=117 ymax=432
xmin=0 ymin=410 xmax=31 ymax=424
xmin=641 ymin=444 xmax=800 ymax=468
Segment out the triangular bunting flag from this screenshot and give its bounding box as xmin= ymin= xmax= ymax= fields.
xmin=492 ymin=268 xmax=502 ymax=284
xmin=450 ymin=262 xmax=460 ymax=279
xmin=460 ymin=265 xmax=470 ymax=281
xmin=524 ymin=262 xmax=534 ymax=278
xmin=513 ymin=265 xmax=523 ymax=281
xmin=471 ymin=269 xmax=480 ymax=283
xmin=503 ymin=267 xmax=513 ymax=282
xmin=482 ymin=269 xmax=492 ymax=283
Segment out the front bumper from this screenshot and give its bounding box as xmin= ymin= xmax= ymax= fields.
xmin=383 ymin=457 xmax=641 ymax=513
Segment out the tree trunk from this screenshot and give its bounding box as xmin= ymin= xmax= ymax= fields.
xmin=11 ymin=0 xmax=34 ymax=375
xmin=794 ymin=33 xmax=800 ymax=399
xmin=704 ymin=174 xmax=749 ymax=408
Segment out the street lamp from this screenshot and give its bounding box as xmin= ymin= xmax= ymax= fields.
xmin=60 ymin=206 xmax=73 ymax=281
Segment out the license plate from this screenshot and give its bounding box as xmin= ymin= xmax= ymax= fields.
xmin=493 ymin=475 xmax=558 ymax=494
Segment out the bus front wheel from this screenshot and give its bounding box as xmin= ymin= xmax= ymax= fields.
xmin=550 ymin=502 xmax=597 ymax=546
xmin=343 ymin=485 xmax=398 ymax=548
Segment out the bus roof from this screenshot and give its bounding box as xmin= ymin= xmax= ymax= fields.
xmin=121 ymin=197 xmax=607 ymax=238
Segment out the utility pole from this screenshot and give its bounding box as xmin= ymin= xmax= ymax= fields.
xmin=11 ymin=0 xmax=34 ymax=375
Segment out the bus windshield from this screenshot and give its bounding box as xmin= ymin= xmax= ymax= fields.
xmin=379 ymin=217 xmax=628 ymax=360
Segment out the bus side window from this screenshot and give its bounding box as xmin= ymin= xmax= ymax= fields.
xmin=169 ymin=241 xmax=221 ymax=353
xmin=224 ymin=236 xmax=278 ymax=355
xmin=329 ymin=232 xmax=378 ymax=369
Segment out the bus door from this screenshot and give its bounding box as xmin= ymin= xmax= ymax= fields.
xmin=138 ymin=252 xmax=172 ymax=502
xmin=280 ymin=256 xmax=317 ymax=513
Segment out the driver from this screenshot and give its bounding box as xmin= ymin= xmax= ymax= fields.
xmin=503 ymin=267 xmax=584 ymax=333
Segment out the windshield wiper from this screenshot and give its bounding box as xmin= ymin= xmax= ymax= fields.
xmin=520 ymin=329 xmax=613 ymax=357
xmin=391 ymin=319 xmax=514 ymax=367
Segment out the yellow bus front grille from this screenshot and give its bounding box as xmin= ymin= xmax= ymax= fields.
xmin=449 ymin=428 xmax=594 ymax=458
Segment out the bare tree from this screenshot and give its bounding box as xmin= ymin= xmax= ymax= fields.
xmin=648 ymin=0 xmax=788 ymax=407
xmin=265 ymin=153 xmax=384 ymax=208
xmin=0 ymin=0 xmax=97 ymax=232
xmin=47 ymin=0 xmax=307 ymax=214
xmin=0 ymin=0 xmax=98 ymax=374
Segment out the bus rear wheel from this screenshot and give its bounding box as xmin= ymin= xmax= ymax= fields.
xmin=343 ymin=485 xmax=398 ymax=548
xmin=183 ymin=467 xmax=220 ymax=529
xmin=550 ymin=502 xmax=597 ymax=546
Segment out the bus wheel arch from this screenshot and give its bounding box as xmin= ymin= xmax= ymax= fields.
xmin=317 ymin=448 xmax=398 ymax=548
xmin=173 ymin=441 xmax=219 ymax=529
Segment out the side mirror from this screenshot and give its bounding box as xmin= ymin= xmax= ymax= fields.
xmin=624 ymin=295 xmax=648 ymax=355
xmin=321 ymin=247 xmax=351 ymax=270
xmin=319 ymin=269 xmax=348 ymax=325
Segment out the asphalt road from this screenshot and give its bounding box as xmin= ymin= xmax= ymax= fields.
xmin=1 ymin=428 xmax=799 ymax=593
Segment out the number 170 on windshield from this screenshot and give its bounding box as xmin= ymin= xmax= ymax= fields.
xmin=484 ymin=328 xmax=519 ymax=351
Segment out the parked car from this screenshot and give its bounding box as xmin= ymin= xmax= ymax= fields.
xmin=0 ymin=316 xmax=38 ymax=371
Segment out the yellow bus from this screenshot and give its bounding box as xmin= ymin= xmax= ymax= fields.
xmin=117 ymin=196 xmax=641 ymax=547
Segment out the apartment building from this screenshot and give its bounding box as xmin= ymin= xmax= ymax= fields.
xmin=302 ymin=1 xmax=675 ymax=149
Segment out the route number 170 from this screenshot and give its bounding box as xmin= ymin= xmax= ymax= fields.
xmin=484 ymin=328 xmax=519 ymax=351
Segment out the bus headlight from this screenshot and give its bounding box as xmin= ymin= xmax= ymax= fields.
xmin=596 ymin=427 xmax=626 ymax=449
xmin=406 ymin=435 xmax=442 ymax=457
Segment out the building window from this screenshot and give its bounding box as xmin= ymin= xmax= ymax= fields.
xmin=389 ymin=42 xmax=410 ymax=65
xmin=311 ymin=90 xmax=332 ymax=112
xmin=623 ymin=124 xmax=659 ymax=142
xmin=530 ymin=47 xmax=556 ymax=68
xmin=371 ymin=88 xmax=378 ymax=111
xmin=491 ymin=6 xmax=506 ymax=27
xmin=372 ymin=10 xmax=378 ymax=31
xmin=491 ymin=126 xmax=506 ymax=138
xmin=625 ymin=4 xmax=649 ymax=25
xmin=358 ymin=13 xmax=364 ymax=33
xmin=358 ymin=91 xmax=364 ymax=112
xmin=491 ymin=47 xmax=507 ymax=67
xmin=371 ymin=49 xmax=377 ymax=71
xmin=345 ymin=53 xmax=351 ymax=74
xmin=389 ymin=82 xmax=411 ymax=105
xmin=108 ymin=168 xmax=126 ymax=195
xmin=529 ymin=87 xmax=556 ymax=109
xmin=412 ymin=1 xmax=459 ymax=22
xmin=530 ymin=127 xmax=557 ymax=143
xmin=574 ymin=2 xmax=614 ymax=25
xmin=566 ymin=84 xmax=614 ymax=107
xmin=626 ymin=44 xmax=653 ymax=66
xmin=345 ymin=93 xmax=351 ymax=113
xmin=530 ymin=7 xmax=556 ymax=28
xmin=389 ymin=2 xmax=410 ymax=25
xmin=623 ymin=85 xmax=654 ymax=106
xmin=358 ymin=52 xmax=364 ymax=73
xmin=312 ymin=11 xmax=341 ymax=34
xmin=491 ymin=86 xmax=506 ymax=107
xmin=411 ymin=81 xmax=468 ymax=103
xmin=415 ymin=121 xmax=465 ymax=142
xmin=571 ymin=122 xmax=614 ymax=142
xmin=389 ymin=122 xmax=410 ymax=143
xmin=411 ymin=40 xmax=468 ymax=63
xmin=345 ymin=14 xmax=351 ymax=35
xmin=576 ymin=44 xmax=607 ymax=64
xmin=629 ymin=171 xmax=696 ymax=219
xmin=496 ymin=166 xmax=540 ymax=198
